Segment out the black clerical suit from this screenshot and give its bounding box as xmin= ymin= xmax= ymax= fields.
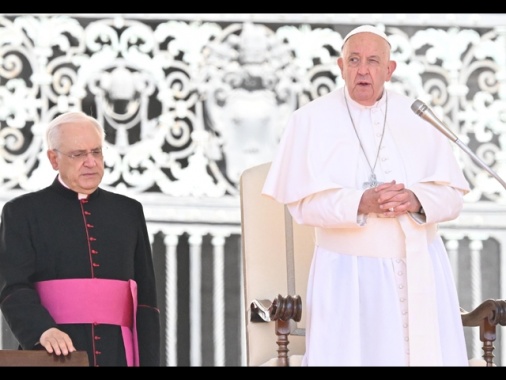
xmin=0 ymin=176 xmax=160 ymax=366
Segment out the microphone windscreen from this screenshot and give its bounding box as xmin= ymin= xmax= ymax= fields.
xmin=411 ymin=100 xmax=427 ymax=116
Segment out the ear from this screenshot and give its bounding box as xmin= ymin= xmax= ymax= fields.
xmin=386 ymin=60 xmax=397 ymax=81
xmin=47 ymin=149 xmax=59 ymax=170
xmin=337 ymin=57 xmax=344 ymax=72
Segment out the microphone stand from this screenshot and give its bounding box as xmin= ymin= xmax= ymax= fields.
xmin=412 ymin=100 xmax=506 ymax=191
xmin=453 ymin=140 xmax=506 ymax=191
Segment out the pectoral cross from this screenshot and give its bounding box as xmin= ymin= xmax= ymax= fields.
xmin=362 ymin=173 xmax=382 ymax=189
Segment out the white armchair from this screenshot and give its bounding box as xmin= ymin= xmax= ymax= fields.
xmin=240 ymin=162 xmax=310 ymax=366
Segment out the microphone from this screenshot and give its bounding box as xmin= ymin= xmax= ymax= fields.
xmin=411 ymin=99 xmax=506 ymax=190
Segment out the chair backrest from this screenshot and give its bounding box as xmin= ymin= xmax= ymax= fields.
xmin=0 ymin=350 xmax=89 ymax=367
xmin=240 ymin=162 xmax=315 ymax=366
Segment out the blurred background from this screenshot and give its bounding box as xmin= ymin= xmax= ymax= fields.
xmin=1 ymin=13 xmax=506 ymax=366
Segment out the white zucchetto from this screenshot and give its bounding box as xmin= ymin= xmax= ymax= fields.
xmin=341 ymin=25 xmax=390 ymax=49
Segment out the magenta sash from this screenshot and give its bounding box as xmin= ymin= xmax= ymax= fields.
xmin=35 ymin=278 xmax=139 ymax=366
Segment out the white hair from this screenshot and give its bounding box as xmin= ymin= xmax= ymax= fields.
xmin=45 ymin=111 xmax=104 ymax=150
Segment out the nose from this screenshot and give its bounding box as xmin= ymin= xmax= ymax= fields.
xmin=357 ymin=61 xmax=368 ymax=74
xmin=83 ymin=153 xmax=98 ymax=165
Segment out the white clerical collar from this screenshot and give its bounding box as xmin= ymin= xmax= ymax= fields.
xmin=57 ymin=175 xmax=88 ymax=199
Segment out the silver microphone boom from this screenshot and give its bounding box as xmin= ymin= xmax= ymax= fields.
xmin=411 ymin=99 xmax=506 ymax=190
xmin=411 ymin=100 xmax=458 ymax=142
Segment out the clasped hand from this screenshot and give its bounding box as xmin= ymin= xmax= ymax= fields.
xmin=359 ymin=180 xmax=420 ymax=216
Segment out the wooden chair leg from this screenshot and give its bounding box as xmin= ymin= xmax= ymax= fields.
xmin=481 ymin=318 xmax=496 ymax=367
xmin=275 ymin=319 xmax=290 ymax=367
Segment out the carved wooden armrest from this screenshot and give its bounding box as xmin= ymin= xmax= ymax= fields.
xmin=250 ymin=294 xmax=302 ymax=366
xmin=461 ymin=299 xmax=506 ymax=367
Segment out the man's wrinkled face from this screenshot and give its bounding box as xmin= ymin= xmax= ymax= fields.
xmin=47 ymin=121 xmax=104 ymax=194
xmin=338 ymin=32 xmax=396 ymax=106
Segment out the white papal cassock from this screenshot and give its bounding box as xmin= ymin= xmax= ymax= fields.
xmin=262 ymin=87 xmax=471 ymax=366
